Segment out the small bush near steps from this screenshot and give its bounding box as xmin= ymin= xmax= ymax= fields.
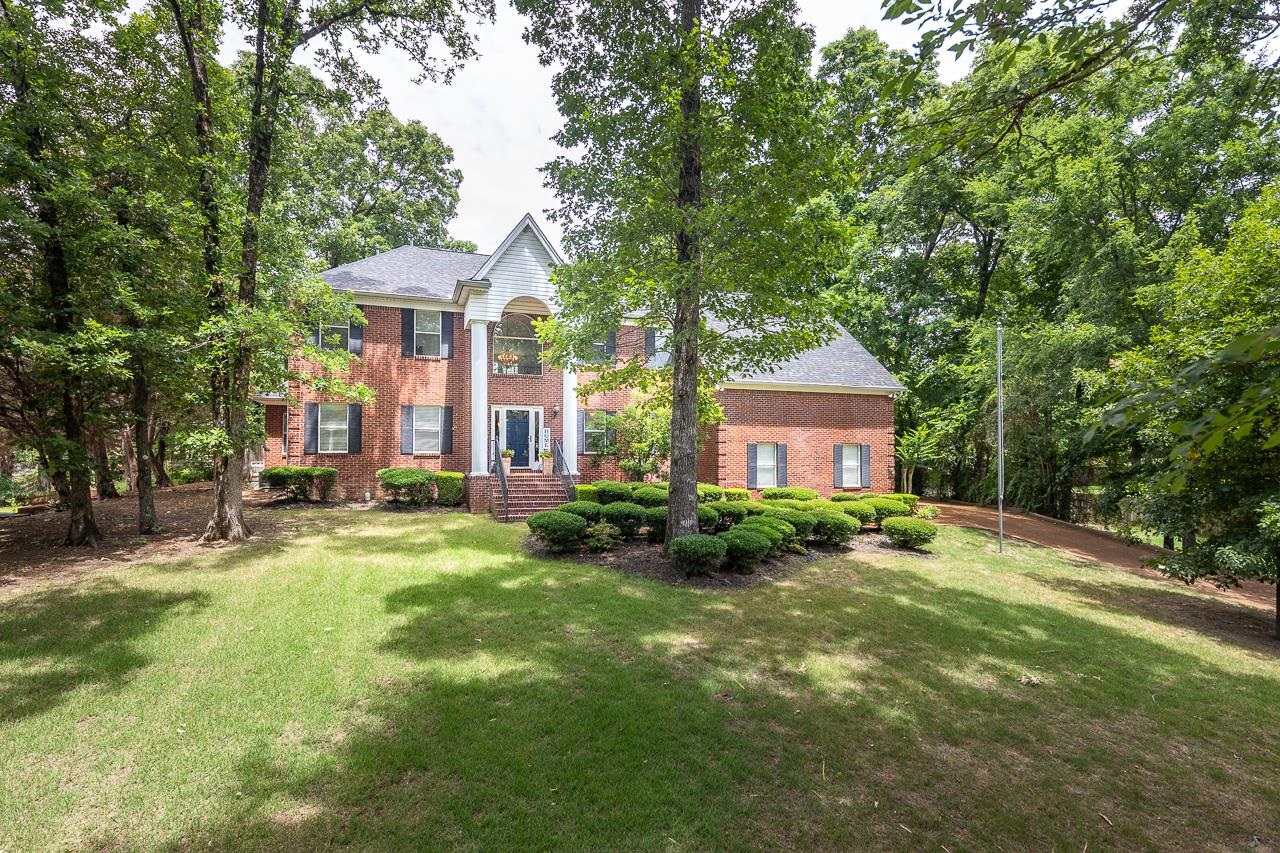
xmin=585 ymin=522 xmax=623 ymax=552
xmin=376 ymin=467 xmax=434 ymax=505
xmin=881 ymin=517 xmax=938 ymax=549
xmin=600 ymin=501 xmax=646 ymax=538
xmin=668 ymin=533 xmax=727 ymax=576
xmin=527 ymin=510 xmax=588 ymax=553
xmin=557 ymin=501 xmax=603 ymax=523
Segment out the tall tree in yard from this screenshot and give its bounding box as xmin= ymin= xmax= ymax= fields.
xmin=518 ymin=0 xmax=844 ymax=541
xmin=162 ymin=0 xmax=492 ymax=541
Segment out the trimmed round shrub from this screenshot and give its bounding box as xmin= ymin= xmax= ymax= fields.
xmin=647 ymin=481 xmax=670 ymax=491
xmin=741 ymin=516 xmax=796 ymax=554
xmin=718 ymin=528 xmax=771 ymax=572
xmin=838 ymin=500 xmax=877 ymax=526
xmin=632 ymin=486 xmax=669 ymax=508
xmin=575 ymin=484 xmax=600 ymax=503
xmin=761 ymin=486 xmax=819 ymax=501
xmin=738 ymin=518 xmax=786 ymax=554
xmin=770 ymin=508 xmax=815 ymax=543
xmin=593 ymin=481 xmax=634 ymax=504
xmin=697 ymin=504 xmax=720 ymax=532
xmin=527 ymin=510 xmax=588 ymax=553
xmin=434 ymin=471 xmax=464 ymax=506
xmin=644 ymin=506 xmax=667 ymax=543
xmin=723 ymin=488 xmax=750 ymax=502
xmin=600 ymin=501 xmax=646 ymax=538
xmin=810 ymin=510 xmax=859 ymax=546
xmin=585 ymin=522 xmax=623 ymax=552
xmin=557 ymin=500 xmax=602 ymax=523
xmin=262 ymin=466 xmax=339 ymax=502
xmin=741 ymin=500 xmax=772 ymax=516
xmin=708 ymin=500 xmax=747 ymax=529
xmin=881 ymin=516 xmax=938 ymax=548
xmin=376 ymin=467 xmax=435 ymax=505
xmin=696 ymin=483 xmax=724 ymax=503
xmin=761 ymin=498 xmax=809 ymax=511
xmin=886 ymin=493 xmax=921 ymax=513
xmin=668 ymin=533 xmax=727 ymax=576
xmin=830 ymin=492 xmax=865 ymax=502
xmin=867 ymin=497 xmax=911 ymax=523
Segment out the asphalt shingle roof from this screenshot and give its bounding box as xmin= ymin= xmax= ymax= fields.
xmin=731 ymin=328 xmax=904 ymax=391
xmin=320 ymin=246 xmax=489 ymax=300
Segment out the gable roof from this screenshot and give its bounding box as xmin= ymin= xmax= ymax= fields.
xmin=320 ymin=246 xmax=489 ymax=300
xmin=472 ymin=213 xmax=564 ymax=280
xmin=728 ymin=328 xmax=904 ymax=392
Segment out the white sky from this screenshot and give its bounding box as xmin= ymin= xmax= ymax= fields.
xmin=241 ymin=2 xmax=965 ymax=253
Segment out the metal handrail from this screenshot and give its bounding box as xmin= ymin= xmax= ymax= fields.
xmin=489 ymin=438 xmax=510 ymax=521
xmin=552 ymin=438 xmax=575 ymax=502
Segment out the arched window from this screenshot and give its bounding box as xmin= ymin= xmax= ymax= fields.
xmin=493 ymin=313 xmax=542 ymax=375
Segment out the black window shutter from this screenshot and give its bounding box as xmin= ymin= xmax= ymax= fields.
xmin=347 ymin=404 xmax=362 ymax=454
xmin=440 ymin=312 xmax=454 ymax=358
xmin=860 ymin=444 xmax=872 ymax=488
xmin=349 ymin=309 xmax=364 ymax=355
xmin=577 ymin=410 xmax=586 ymax=453
xmin=746 ymin=443 xmax=758 ymax=489
xmin=833 ymin=444 xmax=843 ymax=489
xmin=281 ymin=407 xmax=289 ymax=457
xmin=401 ymin=406 xmax=414 ymax=454
xmin=644 ymin=330 xmax=656 ymax=358
xmin=303 ymin=403 xmax=318 ymax=454
xmin=441 ymin=406 xmax=454 ymax=454
xmin=605 ymin=330 xmax=617 ymax=359
xmin=401 ymin=308 xmax=415 ymax=357
xmin=777 ymin=444 xmax=788 ymax=487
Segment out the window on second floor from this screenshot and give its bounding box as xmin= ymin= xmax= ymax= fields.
xmin=493 ymin=313 xmax=542 ymax=375
xmin=414 ymin=310 xmax=442 ymax=357
xmin=319 ymin=321 xmax=349 ymax=351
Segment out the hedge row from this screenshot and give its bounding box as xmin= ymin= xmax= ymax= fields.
xmin=261 ymin=466 xmax=337 ymax=501
xmin=374 ymin=468 xmax=464 ymax=506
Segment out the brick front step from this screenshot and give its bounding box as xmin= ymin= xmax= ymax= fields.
xmin=491 ymin=471 xmax=576 ymax=521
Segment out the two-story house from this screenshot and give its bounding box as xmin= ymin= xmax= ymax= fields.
xmin=259 ymin=214 xmax=904 ymax=516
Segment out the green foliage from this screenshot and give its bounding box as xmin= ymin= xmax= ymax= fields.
xmin=761 ymin=487 xmax=819 ymax=501
xmin=526 ymin=510 xmax=589 ymax=553
xmin=584 ymin=522 xmax=622 ymax=552
xmin=737 ymin=518 xmax=787 ymax=556
xmin=261 ymin=467 xmax=338 ymax=502
xmin=667 ymin=534 xmax=727 ymax=577
xmin=761 ymin=498 xmax=809 ymax=511
xmin=434 ymin=472 xmax=465 ymax=507
xmin=707 ymin=501 xmax=747 ymax=529
xmin=881 ymin=517 xmax=939 ymax=549
xmin=599 ymin=501 xmax=645 ymax=538
xmin=718 ymin=528 xmax=772 ymax=573
xmin=838 ymin=501 xmax=878 ymax=525
xmin=917 ymin=504 xmax=941 ymax=520
xmin=376 ymin=468 xmax=435 ymax=505
xmin=697 ymin=505 xmax=720 ymax=533
xmin=696 ymin=484 xmax=724 ymax=504
xmin=723 ymin=488 xmax=751 ymax=502
xmin=631 ymin=486 xmax=669 ymax=508
xmin=575 ymin=484 xmax=600 ymax=503
xmin=830 ymin=493 xmax=865 ymax=502
xmin=885 ymin=493 xmax=921 ymax=513
xmin=770 ymin=508 xmax=815 ymax=544
xmin=866 ymin=498 xmax=911 ymax=523
xmin=809 ymin=510 xmax=859 ymax=546
xmin=557 ymin=501 xmax=603 ymax=524
xmin=608 ymin=393 xmax=723 ymax=478
xmin=741 ymin=501 xmax=772 ymax=516
xmin=592 ymin=481 xmax=634 ymax=504
xmin=644 ymin=506 xmax=668 ymax=543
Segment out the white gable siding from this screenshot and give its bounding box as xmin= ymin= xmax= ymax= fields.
xmin=481 ymin=226 xmax=557 ymax=320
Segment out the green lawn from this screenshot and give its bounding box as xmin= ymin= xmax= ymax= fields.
xmin=2 ymin=511 xmax=1278 ymax=850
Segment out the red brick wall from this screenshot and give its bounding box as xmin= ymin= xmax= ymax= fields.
xmin=711 ymin=389 xmax=895 ymax=496
xmin=263 ymin=404 xmax=286 ymax=463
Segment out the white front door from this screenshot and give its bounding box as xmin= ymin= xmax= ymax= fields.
xmin=494 ymin=407 xmax=543 ymax=468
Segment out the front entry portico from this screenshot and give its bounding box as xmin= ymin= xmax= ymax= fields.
xmin=494 ymin=406 xmax=543 ymax=469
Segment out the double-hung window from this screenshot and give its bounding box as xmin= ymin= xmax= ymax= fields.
xmin=317 ymin=403 xmax=349 ymax=453
xmin=841 ymin=444 xmax=862 ymax=487
xmin=583 ymin=410 xmax=610 ymax=453
xmin=413 ymin=405 xmax=442 ymax=453
xmin=756 ymin=442 xmax=778 ymax=488
xmin=318 ymin=321 xmax=349 ymax=351
xmin=414 ymin=310 xmax=442 ymax=356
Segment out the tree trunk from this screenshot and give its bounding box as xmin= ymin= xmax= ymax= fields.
xmin=665 ymin=0 xmax=703 ymax=545
xmin=121 ymin=427 xmax=137 ymax=492
xmin=1273 ymin=583 xmax=1278 ymax=641
xmin=91 ymin=432 xmax=121 ymax=498
xmin=131 ymin=353 xmax=157 ymax=533
xmin=149 ymin=421 xmax=173 ymax=488
xmin=1162 ymin=534 xmax=1175 ymax=550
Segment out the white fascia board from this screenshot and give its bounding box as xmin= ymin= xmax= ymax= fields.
xmin=334 ymin=289 xmax=461 ymax=312
xmin=451 ymin=278 xmax=491 ymax=306
xmin=720 ymin=380 xmax=902 ymax=396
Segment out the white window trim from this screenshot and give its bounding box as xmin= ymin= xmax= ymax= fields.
xmin=841 ymin=444 xmax=862 ymax=487
xmin=756 ymin=442 xmax=778 ymax=489
xmin=319 ymin=320 xmax=350 ymax=351
xmin=318 ymin=403 xmax=349 ymax=454
xmin=414 ymin=309 xmax=442 ymax=357
xmin=413 ymin=405 xmax=443 ymax=454
xmin=583 ymin=410 xmax=608 ymax=454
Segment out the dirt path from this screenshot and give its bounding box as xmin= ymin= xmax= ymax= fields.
xmin=931 ymin=500 xmax=1275 ymax=611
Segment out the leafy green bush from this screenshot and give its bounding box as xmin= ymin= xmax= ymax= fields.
xmin=917 ymin=504 xmax=940 ymax=520
xmin=696 ymin=483 xmax=724 ymax=503
xmin=761 ymin=487 xmax=819 ymax=501
xmin=741 ymin=500 xmax=772 ymax=516
xmin=838 ymin=500 xmax=877 ymax=525
xmin=886 ymin=493 xmax=920 ymax=513
xmin=718 ymin=528 xmax=771 ymax=572
xmin=697 ymin=504 xmax=720 ymax=532
xmin=668 ymin=533 xmax=727 ymax=575
xmin=723 ymin=488 xmax=750 ymax=502
xmin=707 ymin=500 xmax=747 ymax=529
xmin=585 ymin=522 xmax=623 ymax=552
xmin=737 ymin=518 xmax=786 ymax=554
xmin=593 ymin=481 xmax=634 ymax=504
xmin=769 ymin=508 xmax=815 ymax=543
xmin=647 ymin=481 xmax=669 ymax=491
xmin=575 ymin=484 xmax=600 ymax=503
xmin=644 ymin=506 xmax=667 ymax=543
xmin=762 ymin=498 xmax=809 ymax=511
xmin=740 ymin=515 xmax=796 ymax=555
xmin=600 ymin=501 xmax=646 ymax=537
xmin=830 ymin=492 xmax=866 ymax=502
xmin=810 ymin=510 xmax=859 ymax=546
xmin=881 ymin=516 xmax=938 ymax=548
xmin=867 ymin=497 xmax=911 ymax=523
xmin=631 ymin=486 xmax=669 ymax=508
xmin=557 ymin=501 xmax=602 ymax=523
xmin=526 ymin=510 xmax=588 ymax=553
xmin=435 ymin=471 xmax=465 ymax=506
xmin=376 ymin=467 xmax=435 ymax=505
xmin=261 ymin=466 xmax=338 ymax=502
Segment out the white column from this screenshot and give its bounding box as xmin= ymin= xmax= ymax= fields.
xmin=469 ymin=319 xmax=489 ymax=474
xmin=562 ymin=364 xmax=579 ymax=474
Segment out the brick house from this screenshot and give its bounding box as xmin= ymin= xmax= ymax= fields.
xmin=259 ymin=214 xmax=903 ymax=516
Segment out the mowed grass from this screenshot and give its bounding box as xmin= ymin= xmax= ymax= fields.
xmin=1 ymin=511 xmax=1278 ymax=851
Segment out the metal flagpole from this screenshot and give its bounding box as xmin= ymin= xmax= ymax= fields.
xmin=996 ymin=322 xmax=1005 ymax=553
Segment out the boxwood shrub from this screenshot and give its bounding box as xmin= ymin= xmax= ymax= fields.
xmin=585 ymin=522 xmax=623 ymax=552
xmin=557 ymin=501 xmax=602 ymax=523
xmin=575 ymin=484 xmax=600 ymax=503
xmin=696 ymin=483 xmax=724 ymax=503
xmin=644 ymin=506 xmax=667 ymax=543
xmin=376 ymin=467 xmax=434 ymax=505
xmin=830 ymin=492 xmax=865 ymax=502
xmin=761 ymin=487 xmax=819 ymax=501
xmin=593 ymin=481 xmax=634 ymax=504
xmin=261 ymin=466 xmax=338 ymax=502
xmin=740 ymin=500 xmax=772 ymax=516
xmin=526 ymin=510 xmax=588 ymax=553
xmin=631 ymin=486 xmax=669 ymax=508
xmin=737 ymin=518 xmax=786 ymax=555
xmin=707 ymin=500 xmax=747 ymax=529
xmin=769 ymin=508 xmax=815 ymax=543
xmin=886 ymin=493 xmax=920 ymax=513
xmin=866 ymin=497 xmax=911 ymax=523
xmin=810 ymin=510 xmax=859 ymax=546
xmin=838 ymin=500 xmax=877 ymax=525
xmin=434 ymin=471 xmax=465 ymax=506
xmin=697 ymin=504 xmax=720 ymax=533
xmin=600 ymin=501 xmax=646 ymax=538
xmin=723 ymin=487 xmax=750 ymax=502
xmin=762 ymin=498 xmax=809 ymax=511
xmin=718 ymin=528 xmax=771 ymax=573
xmin=667 ymin=533 xmax=727 ymax=576
xmin=881 ymin=517 xmax=937 ymax=548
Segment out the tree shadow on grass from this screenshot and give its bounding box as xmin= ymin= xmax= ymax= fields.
xmin=153 ymin=525 xmax=1280 ymax=851
xmin=0 ymin=579 xmax=208 ymax=722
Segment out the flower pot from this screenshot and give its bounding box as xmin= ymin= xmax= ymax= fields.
xmin=501 ymin=457 xmax=512 ymax=475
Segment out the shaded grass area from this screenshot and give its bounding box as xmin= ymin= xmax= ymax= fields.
xmin=1 ymin=513 xmax=1277 ymax=850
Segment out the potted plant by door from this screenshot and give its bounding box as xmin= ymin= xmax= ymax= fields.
xmin=539 ymin=449 xmax=554 ymax=475
xmin=500 ymin=448 xmax=514 ymax=475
